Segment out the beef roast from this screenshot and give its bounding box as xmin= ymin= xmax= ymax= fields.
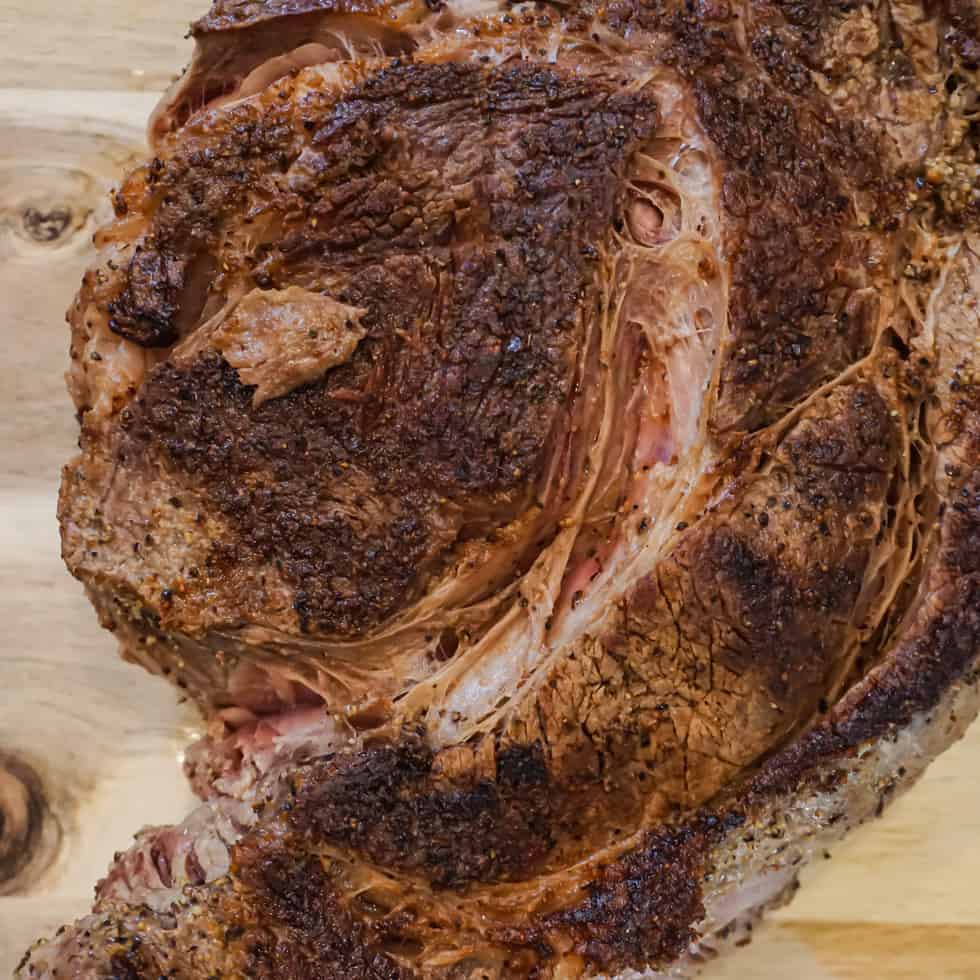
xmin=20 ymin=0 xmax=980 ymax=976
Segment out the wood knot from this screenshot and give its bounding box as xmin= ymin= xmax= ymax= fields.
xmin=0 ymin=753 xmax=59 ymax=894
xmin=21 ymin=206 xmax=73 ymax=243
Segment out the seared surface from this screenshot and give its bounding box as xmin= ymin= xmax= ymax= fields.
xmin=23 ymin=0 xmax=980 ymax=977
xmin=71 ymin=56 xmax=658 ymax=636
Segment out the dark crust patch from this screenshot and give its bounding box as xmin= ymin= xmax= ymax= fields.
xmin=943 ymin=0 xmax=980 ymax=65
xmin=602 ymin=1 xmax=894 ymax=433
xmin=547 ymin=457 xmax=976 ymax=977
xmin=593 ymin=379 xmax=900 ymax=811
xmin=498 ymin=813 xmax=743 ymax=972
xmin=40 ymin=855 xmax=413 ymax=980
xmin=124 ymin=351 xmax=449 ymax=636
xmin=749 ymin=576 xmax=980 ymax=800
xmin=750 ymin=465 xmax=980 ymax=797
xmin=121 ymin=60 xmax=657 ymax=634
xmin=698 ymin=66 xmax=889 ymax=431
xmin=233 ymin=850 xmax=413 ymax=979
xmin=544 ymin=468 xmax=977 ymax=973
xmin=106 ymin=952 xmax=147 ymax=980
xmin=288 ymin=740 xmax=554 ymax=887
xmin=107 ymin=246 xmax=186 ymax=347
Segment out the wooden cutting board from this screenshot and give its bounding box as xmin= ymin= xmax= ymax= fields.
xmin=0 ymin=3 xmax=978 ymax=976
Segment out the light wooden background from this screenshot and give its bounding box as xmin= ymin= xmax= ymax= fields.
xmin=0 ymin=2 xmax=977 ymax=977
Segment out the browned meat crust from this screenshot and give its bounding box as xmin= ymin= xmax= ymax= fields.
xmin=21 ymin=0 xmax=980 ymax=977
xmin=111 ymin=59 xmax=657 ymax=634
xmin=197 ymin=0 xmax=381 ymax=32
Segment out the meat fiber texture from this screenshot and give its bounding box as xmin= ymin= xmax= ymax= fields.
xmin=21 ymin=0 xmax=980 ymax=977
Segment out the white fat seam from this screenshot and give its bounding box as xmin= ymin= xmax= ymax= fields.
xmin=407 ymin=73 xmax=730 ymax=746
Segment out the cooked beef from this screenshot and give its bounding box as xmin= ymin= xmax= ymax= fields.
xmin=22 ymin=0 xmax=980 ymax=977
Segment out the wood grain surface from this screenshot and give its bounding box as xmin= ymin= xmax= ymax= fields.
xmin=0 ymin=3 xmax=977 ymax=977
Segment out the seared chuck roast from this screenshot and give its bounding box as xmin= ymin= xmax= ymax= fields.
xmin=21 ymin=0 xmax=980 ymax=977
